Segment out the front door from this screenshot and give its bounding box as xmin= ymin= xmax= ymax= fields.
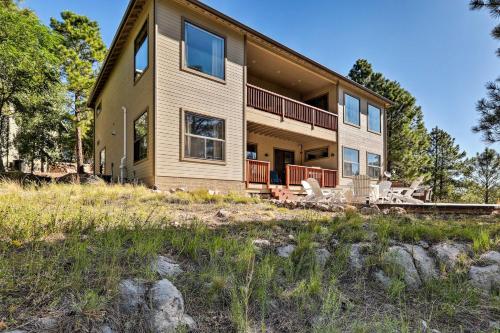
xmin=274 ymin=149 xmax=295 ymax=184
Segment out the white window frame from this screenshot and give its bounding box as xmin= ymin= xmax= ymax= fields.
xmin=183 ymin=111 xmax=226 ymax=163
xmin=343 ymin=147 xmax=360 ymax=178
xmin=367 ymin=152 xmax=381 ymax=179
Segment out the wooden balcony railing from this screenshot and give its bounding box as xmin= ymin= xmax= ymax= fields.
xmin=246 ymin=159 xmax=270 ymax=186
xmin=247 ymin=84 xmax=338 ymax=131
xmin=285 ymin=164 xmax=338 ymax=188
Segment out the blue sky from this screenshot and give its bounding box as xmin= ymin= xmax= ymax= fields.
xmin=22 ymin=0 xmax=499 ymax=156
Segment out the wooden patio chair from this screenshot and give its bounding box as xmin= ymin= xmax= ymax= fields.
xmin=391 ymin=176 xmax=424 ymax=204
xmin=352 ymin=175 xmax=372 ymax=204
xmin=377 ymin=180 xmax=393 ymax=203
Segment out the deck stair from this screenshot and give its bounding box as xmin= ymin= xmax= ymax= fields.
xmin=270 ymin=187 xmax=297 ymax=201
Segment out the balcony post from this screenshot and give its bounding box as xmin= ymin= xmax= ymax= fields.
xmin=281 ymin=99 xmax=285 ymax=121
xmin=285 ymin=165 xmax=290 ymax=188
xmin=311 ymin=109 xmax=315 ymax=130
xmin=266 ymin=162 xmax=270 ymax=188
xmin=321 ymin=169 xmax=325 ymax=187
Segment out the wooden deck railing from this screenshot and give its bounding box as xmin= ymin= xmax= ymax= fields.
xmin=246 ymin=159 xmax=270 ymax=186
xmin=247 ymin=84 xmax=338 ymax=131
xmin=285 ymin=164 xmax=338 ymax=188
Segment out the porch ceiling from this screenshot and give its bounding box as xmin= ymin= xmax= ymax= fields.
xmin=247 ymin=121 xmax=334 ymax=143
xmin=247 ymin=42 xmax=332 ymax=96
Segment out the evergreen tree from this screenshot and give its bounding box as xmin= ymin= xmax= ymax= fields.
xmin=427 ymin=127 xmax=467 ymax=202
xmin=469 ymin=0 xmax=500 ymax=57
xmin=0 ymin=3 xmax=60 ymax=171
xmin=50 ymin=12 xmax=106 ymax=173
xmin=465 ymin=147 xmax=500 ymax=203
xmin=348 ymin=59 xmax=430 ymax=181
xmin=472 ymin=78 xmax=500 ymax=144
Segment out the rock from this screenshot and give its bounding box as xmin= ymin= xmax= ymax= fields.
xmin=253 ymin=239 xmax=271 ymax=248
xmin=468 ymin=264 xmax=500 ymax=294
xmin=99 ymin=325 xmax=114 ymax=333
xmin=316 ymin=203 xmax=330 ymax=211
xmin=330 ymin=237 xmax=340 ymax=248
xmin=383 ymin=246 xmax=422 ymax=290
xmin=181 ymin=314 xmax=197 ymax=331
xmin=35 ymin=317 xmax=58 ymax=332
xmin=329 ymin=204 xmax=345 ymax=213
xmin=216 ymin=209 xmax=231 ymax=219
xmin=388 ymin=207 xmax=407 ymax=215
xmin=277 ymin=244 xmax=296 ymax=258
xmin=479 ymin=251 xmax=500 ymax=266
xmin=118 ymin=279 xmax=146 ymax=314
xmin=149 ymin=279 xmax=192 ymax=333
xmin=4 ymin=330 xmax=28 ymax=333
xmin=288 ymin=234 xmax=295 ymax=241
xmin=489 ymin=321 xmax=500 ymax=330
xmin=344 ymin=205 xmax=358 ymax=213
xmin=417 ymin=240 xmax=430 ymax=249
xmin=404 ymin=245 xmax=438 ymax=282
xmin=430 ymin=243 xmax=469 ymax=270
xmin=151 ymin=256 xmax=183 ymax=278
xmin=421 ymin=320 xmax=429 ymax=332
xmin=348 ymin=243 xmax=370 ymax=271
xmin=374 ymin=270 xmax=392 ymax=290
xmin=360 ymin=205 xmax=380 ymax=215
xmin=315 ymin=248 xmax=331 ymax=266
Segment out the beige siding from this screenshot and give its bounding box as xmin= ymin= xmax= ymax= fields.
xmin=155 ymin=0 xmax=245 ymax=187
xmin=94 ymin=0 xmax=155 ymax=185
xmin=337 ymin=85 xmax=385 ymax=186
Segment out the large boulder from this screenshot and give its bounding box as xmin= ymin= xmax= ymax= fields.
xmin=151 ymin=256 xmax=183 ymax=278
xmin=430 ymin=243 xmax=469 ymax=270
xmin=469 ymin=265 xmax=500 ymax=294
xmin=149 ymin=279 xmax=191 ymax=332
xmin=479 ymin=251 xmax=500 ymax=266
xmin=119 ymin=279 xmax=146 ymax=314
xmin=315 ymin=248 xmax=331 ymax=267
xmin=360 ymin=205 xmax=380 ymax=215
xmin=383 ymin=246 xmax=422 ymax=290
xmin=404 ymin=245 xmax=438 ymax=282
xmin=277 ymin=244 xmax=296 ymax=258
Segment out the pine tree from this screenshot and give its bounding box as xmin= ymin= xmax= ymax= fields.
xmin=465 ymin=147 xmax=500 ymax=203
xmin=50 ymin=12 xmax=106 ymax=174
xmin=427 ymin=127 xmax=467 ymax=202
xmin=348 ymin=59 xmax=431 ymax=181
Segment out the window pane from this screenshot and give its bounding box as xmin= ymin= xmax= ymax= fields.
xmin=368 ymin=166 xmax=381 ymax=179
xmin=206 ymin=139 xmax=223 ymax=160
xmin=367 ymin=153 xmax=381 ymax=167
xmin=345 ymin=94 xmax=360 ymax=126
xmin=186 ymin=113 xmax=224 ymax=139
xmin=185 ymin=135 xmax=206 ymax=159
xmin=343 ymin=147 xmax=359 ymax=163
xmin=134 ymin=112 xmax=148 ymax=162
xmin=247 ymin=143 xmax=257 ymax=160
xmin=368 ymin=105 xmax=381 ymax=133
xmin=185 ymin=22 xmax=224 ymax=79
xmin=134 ymin=23 xmax=148 ymax=79
xmin=305 ymin=148 xmax=328 ymax=161
xmin=344 ymin=162 xmax=360 ymax=177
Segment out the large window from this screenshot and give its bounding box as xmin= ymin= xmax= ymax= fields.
xmin=99 ymin=148 xmax=106 ymax=174
xmin=344 ymin=94 xmax=360 ymax=126
xmin=368 ymin=104 xmax=381 ymax=133
xmin=305 ymin=94 xmax=328 ymax=111
xmin=343 ymin=147 xmax=359 ymax=177
xmin=184 ymin=21 xmax=225 ymax=80
xmin=305 ymin=147 xmax=329 ymax=162
xmin=134 ymin=111 xmax=148 ymax=162
xmin=247 ymin=143 xmax=257 ymax=160
xmin=184 ymin=112 xmax=225 ymax=161
xmin=134 ymin=22 xmax=149 ymax=81
xmin=367 ymin=153 xmax=381 ymax=179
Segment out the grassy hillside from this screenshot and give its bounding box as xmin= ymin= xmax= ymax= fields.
xmin=0 ymin=183 xmax=498 ymax=332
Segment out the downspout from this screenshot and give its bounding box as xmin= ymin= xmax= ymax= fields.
xmin=120 ymin=106 xmax=127 ymax=184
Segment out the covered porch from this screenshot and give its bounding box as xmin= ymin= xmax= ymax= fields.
xmin=245 ymin=121 xmax=338 ymax=192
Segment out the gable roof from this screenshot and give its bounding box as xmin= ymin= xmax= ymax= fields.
xmin=88 ymin=0 xmax=393 ymax=108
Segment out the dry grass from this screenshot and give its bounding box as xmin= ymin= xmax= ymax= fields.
xmin=0 ymin=182 xmax=498 ymax=332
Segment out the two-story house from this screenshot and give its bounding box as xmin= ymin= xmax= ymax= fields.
xmin=89 ymin=0 xmax=392 ymax=194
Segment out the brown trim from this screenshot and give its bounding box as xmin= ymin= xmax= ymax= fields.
xmin=343 ymin=92 xmax=361 ymax=128
xmin=180 ymin=108 xmax=228 ymax=164
xmin=304 ymin=146 xmax=329 ymax=162
xmin=367 ymin=103 xmax=382 ymax=135
xmin=341 ymin=145 xmax=360 ymax=179
xmin=88 ymin=0 xmax=393 ymax=108
xmin=133 ymin=18 xmax=150 ymax=85
xmin=133 ymin=109 xmax=149 ymax=164
xmin=366 ymin=151 xmax=382 ymax=180
xmin=180 ymin=17 xmax=227 ymax=84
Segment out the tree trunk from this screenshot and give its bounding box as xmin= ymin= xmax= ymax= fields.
xmin=75 ymin=109 xmax=84 ymax=174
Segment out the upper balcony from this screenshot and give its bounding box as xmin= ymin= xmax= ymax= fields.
xmin=245 ymin=41 xmax=338 ymax=139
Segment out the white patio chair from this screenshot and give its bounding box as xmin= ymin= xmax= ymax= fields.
xmin=352 ymin=175 xmax=372 ymax=204
xmin=377 ymin=180 xmax=393 ymax=203
xmin=391 ymin=176 xmax=424 ymax=204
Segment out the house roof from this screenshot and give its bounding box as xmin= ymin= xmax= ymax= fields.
xmin=88 ymin=0 xmax=393 ymax=108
